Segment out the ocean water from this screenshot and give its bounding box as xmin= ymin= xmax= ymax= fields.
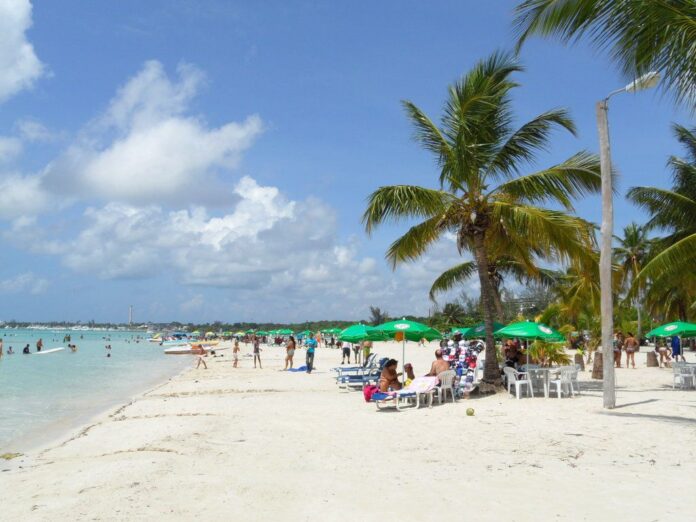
xmin=0 ymin=329 xmax=190 ymax=451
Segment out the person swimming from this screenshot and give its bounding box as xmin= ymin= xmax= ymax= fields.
xmin=23 ymin=344 xmax=30 ymax=354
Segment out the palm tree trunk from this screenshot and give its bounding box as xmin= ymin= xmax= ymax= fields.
xmin=472 ymin=233 xmax=501 ymax=389
xmin=491 ymin=284 xmax=505 ymax=321
xmin=635 ymin=297 xmax=642 ymax=344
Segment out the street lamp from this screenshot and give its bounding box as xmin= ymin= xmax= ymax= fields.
xmin=596 ymin=71 xmax=660 ymax=409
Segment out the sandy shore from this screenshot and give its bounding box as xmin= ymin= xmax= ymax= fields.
xmin=1 ymin=341 xmax=695 ymax=521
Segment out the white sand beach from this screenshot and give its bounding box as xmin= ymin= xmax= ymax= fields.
xmin=1 ymin=341 xmax=695 ymax=522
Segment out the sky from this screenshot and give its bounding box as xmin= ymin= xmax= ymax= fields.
xmin=0 ymin=0 xmax=691 ymax=324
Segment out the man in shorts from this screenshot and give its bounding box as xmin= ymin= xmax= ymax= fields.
xmin=342 ymin=341 xmax=352 ymax=364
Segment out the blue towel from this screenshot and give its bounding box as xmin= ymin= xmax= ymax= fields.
xmin=287 ymin=366 xmax=308 ymax=372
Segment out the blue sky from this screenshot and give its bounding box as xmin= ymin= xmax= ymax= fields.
xmin=0 ymin=0 xmax=690 ymax=324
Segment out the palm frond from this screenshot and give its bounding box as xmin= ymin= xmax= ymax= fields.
xmin=362 ymin=185 xmax=454 ymax=235
xmin=428 ymin=261 xmax=477 ymax=300
xmin=386 ymin=215 xmax=446 ymax=268
xmin=635 ymin=233 xmax=696 ymax=287
xmin=514 ymin=0 xmax=696 ymax=107
xmin=487 ymin=109 xmax=577 ymax=178
xmin=492 ymin=151 xmax=600 ymax=209
xmin=626 ymin=186 xmax=696 ymax=231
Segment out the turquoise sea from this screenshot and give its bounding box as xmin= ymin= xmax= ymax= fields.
xmin=0 ymin=329 xmax=190 ymax=451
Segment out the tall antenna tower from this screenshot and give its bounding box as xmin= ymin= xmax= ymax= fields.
xmin=128 ymin=305 xmax=133 ymax=326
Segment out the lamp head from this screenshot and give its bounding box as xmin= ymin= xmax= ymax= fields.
xmin=625 ymin=71 xmax=660 ymax=93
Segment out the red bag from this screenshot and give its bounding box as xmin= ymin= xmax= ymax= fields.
xmin=363 ymin=385 xmax=379 ymax=402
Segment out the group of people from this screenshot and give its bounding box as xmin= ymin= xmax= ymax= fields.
xmin=210 ymin=334 xmax=318 ymax=374
xmin=0 ymin=338 xmax=44 ymax=356
xmin=340 ymin=340 xmax=372 ymax=365
xmin=377 ymin=349 xmax=453 ymax=392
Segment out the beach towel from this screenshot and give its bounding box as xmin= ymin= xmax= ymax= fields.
xmin=403 ymin=376 xmax=439 ymax=393
xmin=287 ymin=366 xmax=308 ymax=372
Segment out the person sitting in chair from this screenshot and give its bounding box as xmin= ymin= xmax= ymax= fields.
xmin=379 ymin=359 xmax=402 ymax=392
xmin=426 ymin=349 xmax=450 ymax=377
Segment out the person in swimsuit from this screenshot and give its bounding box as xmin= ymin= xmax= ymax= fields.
xmin=36 ymin=338 xmax=43 ymax=352
xmin=253 ymin=336 xmax=262 ymax=369
xmin=283 ymin=336 xmax=296 ymax=370
xmin=403 ymin=363 xmax=415 ymax=387
xmin=23 ymin=344 xmax=30 ymax=354
xmin=352 ymin=342 xmax=361 ymax=365
xmin=378 ymin=359 xmax=402 ymax=392
xmin=233 ymin=340 xmax=240 ymax=368
xmin=624 ymin=332 xmax=639 ymax=369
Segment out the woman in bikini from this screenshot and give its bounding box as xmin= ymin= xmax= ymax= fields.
xmin=624 ymin=332 xmax=639 ymax=369
xmin=283 ymin=336 xmax=296 ymax=370
xmin=378 ymin=359 xmax=402 ymax=392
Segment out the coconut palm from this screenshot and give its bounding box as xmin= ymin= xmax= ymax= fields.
xmin=429 ymin=257 xmax=560 ymax=319
xmin=627 ymin=124 xmax=696 ymax=302
xmin=614 ymin=223 xmax=653 ymax=339
xmin=514 ymin=0 xmax=696 ymax=106
xmin=438 ymin=302 xmax=467 ymax=328
xmin=362 ymin=53 xmax=601 ymax=387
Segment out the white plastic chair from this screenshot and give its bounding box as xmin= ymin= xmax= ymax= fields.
xmin=434 ymin=370 xmax=456 ymax=404
xmin=503 ymin=367 xmax=534 ymax=399
xmin=548 ymin=368 xmax=576 ymax=398
xmin=673 ymin=364 xmax=694 ymax=389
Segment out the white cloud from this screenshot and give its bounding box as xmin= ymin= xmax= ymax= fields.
xmin=43 ymin=60 xmax=263 ymax=205
xmin=0 ymin=173 xmax=50 ymax=219
xmin=0 ymin=272 xmax=48 ymax=295
xmin=16 ymin=118 xmax=55 ymax=142
xmin=0 ymin=0 xmax=44 ymax=103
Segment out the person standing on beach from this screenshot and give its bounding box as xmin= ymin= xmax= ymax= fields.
xmin=305 ymin=335 xmax=317 ymax=373
xmin=233 ymin=339 xmax=240 ymax=368
xmin=671 ymin=336 xmax=685 ymax=362
xmin=624 ymin=333 xmax=639 ymax=369
xmin=283 ymin=336 xmax=296 ymax=370
xmin=253 ymin=336 xmax=262 ymax=369
xmin=341 ymin=341 xmax=351 ymax=364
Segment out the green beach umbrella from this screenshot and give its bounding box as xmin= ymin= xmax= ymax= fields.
xmin=256 ymin=330 xmax=269 ymax=336
xmin=298 ymin=330 xmax=312 ymax=337
xmin=496 ymin=321 xmax=565 ymax=341
xmin=451 ymin=326 xmax=471 ymax=336
xmin=645 ymin=321 xmax=696 ymax=338
xmin=191 ymin=330 xmax=201 ymax=336
xmin=339 ymin=324 xmax=388 ymax=343
xmin=277 ymin=328 xmax=293 ymax=335
xmin=376 ymin=319 xmax=442 ymax=384
xmin=462 ymin=322 xmax=504 ymax=339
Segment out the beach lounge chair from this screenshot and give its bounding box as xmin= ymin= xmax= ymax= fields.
xmin=433 ymin=370 xmax=456 ymax=404
xmin=337 ymin=358 xmax=387 ymax=390
xmin=332 ymin=353 xmax=377 ymax=380
xmin=503 ymin=367 xmax=534 ymax=399
xmin=371 ymin=377 xmax=438 ymax=411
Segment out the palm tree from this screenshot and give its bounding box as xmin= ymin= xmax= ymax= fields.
xmin=363 ymin=53 xmax=601 ymax=388
xmin=627 ymin=124 xmax=696 ymax=310
xmin=614 ymin=223 xmax=652 ymax=340
xmin=429 ymin=257 xmax=560 ymax=320
xmin=514 ymin=0 xmax=696 ymax=106
xmin=437 ymin=302 xmax=467 ymax=328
